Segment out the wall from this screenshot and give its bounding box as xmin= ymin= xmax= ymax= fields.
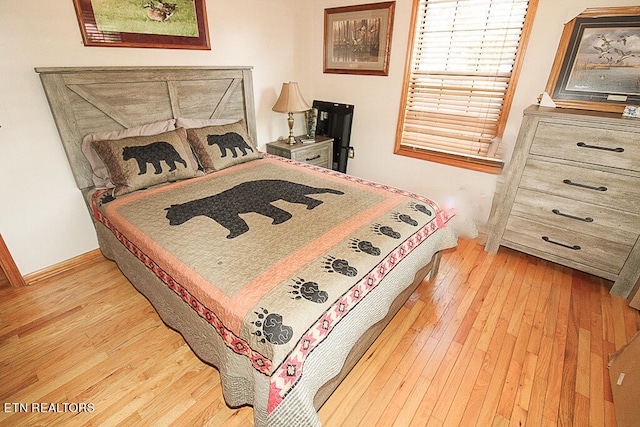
xmin=0 ymin=0 xmax=298 ymax=275
xmin=1 ymin=0 xmax=638 ymax=276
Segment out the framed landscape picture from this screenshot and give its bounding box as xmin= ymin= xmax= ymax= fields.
xmin=73 ymin=0 xmax=210 ymax=50
xmin=324 ymin=2 xmax=395 ymax=76
xmin=546 ymin=7 xmax=640 ymax=112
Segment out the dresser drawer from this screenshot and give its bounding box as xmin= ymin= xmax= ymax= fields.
xmin=511 ymin=188 xmax=640 ymax=246
xmin=291 ymin=145 xmax=331 ymax=167
xmin=519 ymin=158 xmax=640 ymax=212
xmin=503 ymin=216 xmax=632 ymax=275
xmin=530 ymin=122 xmax=640 ymax=170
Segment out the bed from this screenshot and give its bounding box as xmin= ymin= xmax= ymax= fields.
xmin=36 ymin=66 xmax=467 ymax=426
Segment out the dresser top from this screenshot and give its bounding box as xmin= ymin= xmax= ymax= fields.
xmin=524 ymin=105 xmax=640 ymax=129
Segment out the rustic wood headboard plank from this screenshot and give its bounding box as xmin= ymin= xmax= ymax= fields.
xmin=39 ymin=72 xmax=94 ymax=189
xmin=67 ymin=84 xmax=137 ymax=129
xmin=36 ymin=66 xmax=257 ymax=191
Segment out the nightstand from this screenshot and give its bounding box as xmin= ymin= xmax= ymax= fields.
xmin=266 ymin=136 xmax=334 ymax=169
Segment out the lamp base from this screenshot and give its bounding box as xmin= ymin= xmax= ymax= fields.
xmin=286 ymin=112 xmax=297 ymax=145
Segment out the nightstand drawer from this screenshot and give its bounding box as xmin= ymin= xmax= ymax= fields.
xmin=530 ymin=122 xmax=640 ymax=170
xmin=266 ymin=137 xmax=334 ymax=169
xmin=520 ymin=158 xmax=640 ymax=212
xmin=291 ymin=145 xmax=331 ymax=167
xmin=503 ymin=216 xmax=631 ymax=275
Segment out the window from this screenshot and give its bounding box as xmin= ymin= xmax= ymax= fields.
xmin=395 ymin=0 xmax=537 ymax=173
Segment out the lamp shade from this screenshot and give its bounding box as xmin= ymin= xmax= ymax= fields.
xmin=272 ymin=82 xmax=310 ymax=113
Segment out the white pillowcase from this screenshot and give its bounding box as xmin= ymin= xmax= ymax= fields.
xmin=81 ymin=119 xmax=176 ymax=189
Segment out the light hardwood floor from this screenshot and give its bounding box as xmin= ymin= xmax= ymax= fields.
xmin=0 ymin=268 xmax=8 ymax=289
xmin=1 ymin=238 xmax=638 ymax=426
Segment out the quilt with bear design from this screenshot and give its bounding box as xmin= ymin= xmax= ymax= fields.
xmin=91 ymin=155 xmax=455 ymax=416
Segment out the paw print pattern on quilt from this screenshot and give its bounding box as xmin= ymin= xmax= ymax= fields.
xmin=290 ymin=278 xmax=329 ymax=303
xmin=349 ymin=238 xmax=381 ymax=256
xmin=409 ymin=201 xmax=432 ymax=216
xmin=391 ymin=212 xmax=418 ymax=226
xmin=371 ymin=223 xmax=401 ymax=239
xmin=322 ymin=256 xmax=358 ymax=277
xmin=251 ymin=308 xmax=293 ymax=345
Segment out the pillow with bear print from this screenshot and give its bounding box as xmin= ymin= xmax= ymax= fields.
xmin=91 ymin=127 xmax=201 ymax=197
xmin=81 ymin=119 xmax=176 ymax=189
xmin=186 ymin=119 xmax=261 ymax=173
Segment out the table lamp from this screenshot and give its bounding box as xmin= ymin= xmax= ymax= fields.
xmin=272 ymin=82 xmax=310 ymax=144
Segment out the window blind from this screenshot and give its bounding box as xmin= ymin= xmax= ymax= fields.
xmin=397 ymin=0 xmax=532 ymax=165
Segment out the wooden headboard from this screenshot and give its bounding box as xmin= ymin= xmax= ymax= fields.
xmin=36 ymin=66 xmax=257 ymax=191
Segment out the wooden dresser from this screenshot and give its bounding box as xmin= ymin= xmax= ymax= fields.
xmin=485 ymin=106 xmax=640 ymax=307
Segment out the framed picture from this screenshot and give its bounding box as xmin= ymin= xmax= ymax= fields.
xmin=324 ymin=2 xmax=395 ymax=76
xmin=546 ymin=7 xmax=640 ymax=113
xmin=73 ymin=0 xmax=210 ymax=50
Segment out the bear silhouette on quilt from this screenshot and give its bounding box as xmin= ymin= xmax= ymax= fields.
xmin=165 ymin=179 xmax=344 ymax=238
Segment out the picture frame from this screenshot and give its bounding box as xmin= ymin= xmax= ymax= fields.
xmin=73 ymin=0 xmax=210 ymax=50
xmin=324 ymin=2 xmax=395 ymax=76
xmin=545 ymin=7 xmax=640 ymax=113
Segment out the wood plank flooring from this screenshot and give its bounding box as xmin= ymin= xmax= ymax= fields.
xmin=1 ymin=238 xmax=638 ymax=426
xmin=0 ymin=268 xmax=8 ymax=289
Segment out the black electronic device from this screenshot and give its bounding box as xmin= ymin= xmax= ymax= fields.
xmin=312 ymin=100 xmax=354 ymax=173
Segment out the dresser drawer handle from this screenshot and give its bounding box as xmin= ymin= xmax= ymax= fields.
xmin=577 ymin=142 xmax=624 ymax=153
xmin=562 ymin=179 xmax=607 ymax=192
xmin=542 ymin=236 xmax=581 ymax=251
xmin=551 ymin=209 xmax=594 ymax=223
xmin=305 ymin=154 xmax=321 ymax=162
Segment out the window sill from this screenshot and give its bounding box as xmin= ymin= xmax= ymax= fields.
xmin=394 ymin=145 xmax=504 ymax=174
